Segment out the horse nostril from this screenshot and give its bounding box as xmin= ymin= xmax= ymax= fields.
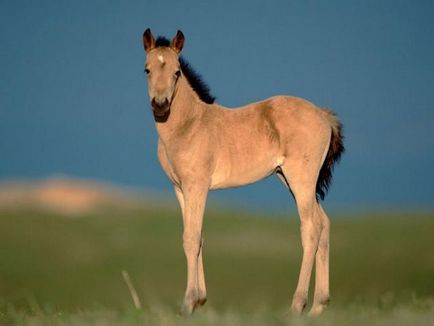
xmin=151 ymin=97 xmax=169 ymax=111
xmin=152 ymin=97 xmax=168 ymax=106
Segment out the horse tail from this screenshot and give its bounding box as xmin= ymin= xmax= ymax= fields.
xmin=316 ymin=109 xmax=345 ymax=201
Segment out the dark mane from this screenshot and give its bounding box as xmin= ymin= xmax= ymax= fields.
xmin=179 ymin=57 xmax=215 ymax=104
xmin=155 ymin=36 xmax=171 ymax=47
xmin=155 ymin=36 xmax=215 ymax=104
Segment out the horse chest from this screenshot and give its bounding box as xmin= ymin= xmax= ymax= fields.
xmin=158 ymin=140 xmax=212 ymax=186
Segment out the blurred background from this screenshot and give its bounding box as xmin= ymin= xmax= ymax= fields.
xmin=0 ymin=0 xmax=433 ymax=319
xmin=1 ymin=0 xmax=433 ymax=211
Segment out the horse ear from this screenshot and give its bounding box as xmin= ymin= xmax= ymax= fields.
xmin=143 ymin=28 xmax=155 ymax=52
xmin=171 ymin=30 xmax=184 ymax=54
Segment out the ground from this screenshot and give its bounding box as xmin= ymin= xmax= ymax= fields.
xmin=0 ymin=206 xmax=432 ymax=325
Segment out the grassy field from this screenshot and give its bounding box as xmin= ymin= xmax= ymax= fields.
xmin=0 ymin=206 xmax=433 ymax=325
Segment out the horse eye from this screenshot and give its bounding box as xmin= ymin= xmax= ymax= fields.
xmin=175 ymin=70 xmax=181 ymax=78
xmin=144 ymin=68 xmax=150 ymax=74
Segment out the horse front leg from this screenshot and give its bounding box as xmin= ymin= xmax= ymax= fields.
xmin=175 ymin=185 xmax=208 ymax=315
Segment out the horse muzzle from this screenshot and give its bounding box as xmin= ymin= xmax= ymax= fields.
xmin=151 ymin=97 xmax=170 ymax=116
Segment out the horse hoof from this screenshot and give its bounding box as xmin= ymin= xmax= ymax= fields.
xmin=291 ymin=293 xmax=307 ymax=315
xmin=308 ymin=305 xmax=326 ymax=316
xmin=180 ymin=295 xmax=206 ymax=316
xmin=309 ymin=295 xmax=329 ymax=316
xmin=197 ymin=297 xmax=207 ymax=306
xmin=179 ymin=303 xmax=194 ymax=317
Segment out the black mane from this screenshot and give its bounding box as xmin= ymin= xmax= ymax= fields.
xmin=179 ymin=57 xmax=215 ymax=104
xmin=155 ymin=36 xmax=171 ymax=47
xmin=154 ymin=36 xmax=215 ymax=104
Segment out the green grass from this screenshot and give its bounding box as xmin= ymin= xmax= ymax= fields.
xmin=2 ymin=302 xmax=434 ymax=326
xmin=0 ymin=207 xmax=433 ymax=324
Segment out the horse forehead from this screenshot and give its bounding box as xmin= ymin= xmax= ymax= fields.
xmin=148 ymin=48 xmax=178 ymax=66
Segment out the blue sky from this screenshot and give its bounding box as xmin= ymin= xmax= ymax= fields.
xmin=1 ymin=0 xmax=433 ymax=211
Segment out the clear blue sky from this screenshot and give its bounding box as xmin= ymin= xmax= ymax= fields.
xmin=1 ymin=0 xmax=433 ymax=211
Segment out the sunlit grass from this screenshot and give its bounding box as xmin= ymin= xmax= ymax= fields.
xmin=1 ymin=301 xmax=433 ymax=325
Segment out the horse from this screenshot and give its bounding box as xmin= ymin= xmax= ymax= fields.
xmin=142 ymin=29 xmax=344 ymax=316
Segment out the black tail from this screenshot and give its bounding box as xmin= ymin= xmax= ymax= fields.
xmin=316 ymin=110 xmax=345 ymax=201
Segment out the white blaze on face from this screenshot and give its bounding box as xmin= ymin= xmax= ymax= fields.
xmin=157 ymin=55 xmax=165 ymax=64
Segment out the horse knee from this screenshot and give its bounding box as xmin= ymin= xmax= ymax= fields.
xmin=299 ymin=216 xmax=322 ymax=247
xmin=317 ymin=208 xmax=330 ymax=250
xmin=183 ymin=234 xmax=201 ymax=255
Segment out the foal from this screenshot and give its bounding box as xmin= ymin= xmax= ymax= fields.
xmin=142 ymin=29 xmax=344 ymax=316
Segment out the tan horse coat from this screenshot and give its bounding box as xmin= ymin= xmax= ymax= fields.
xmin=143 ymin=29 xmax=344 ymax=316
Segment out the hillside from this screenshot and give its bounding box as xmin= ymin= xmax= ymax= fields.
xmin=0 ymin=176 xmax=168 ymax=215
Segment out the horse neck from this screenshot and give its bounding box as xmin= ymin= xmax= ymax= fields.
xmin=155 ymin=76 xmax=206 ymax=141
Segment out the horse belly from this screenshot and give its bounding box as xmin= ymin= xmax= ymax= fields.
xmin=210 ymin=155 xmax=282 ymax=190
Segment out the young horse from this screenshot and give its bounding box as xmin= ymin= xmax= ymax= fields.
xmin=142 ymin=29 xmax=344 ymax=316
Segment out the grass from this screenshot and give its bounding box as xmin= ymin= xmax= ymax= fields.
xmin=0 ymin=206 xmax=433 ymax=325
xmin=2 ymin=302 xmax=434 ymax=326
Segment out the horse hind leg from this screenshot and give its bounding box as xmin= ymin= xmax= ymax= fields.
xmin=197 ymin=237 xmax=207 ymax=306
xmin=309 ymin=203 xmax=330 ymax=316
xmin=277 ymin=161 xmax=323 ymax=315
